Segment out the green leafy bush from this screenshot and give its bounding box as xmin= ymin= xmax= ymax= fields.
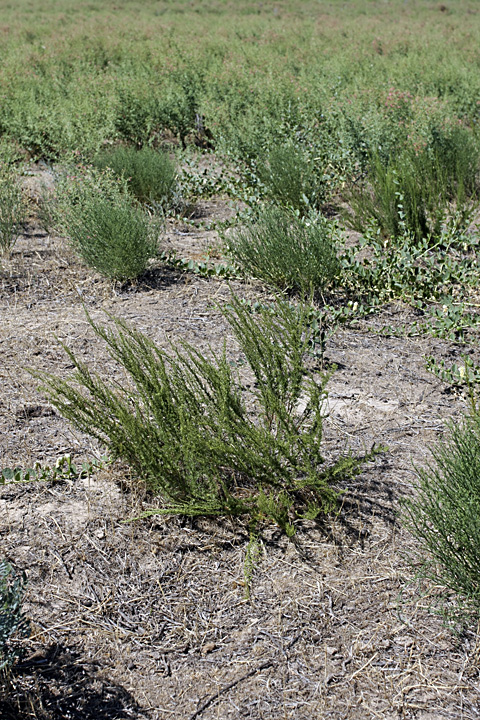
xmin=68 ymin=197 xmax=160 ymax=280
xmin=114 ymin=74 xmax=201 ymax=149
xmin=403 ymin=408 xmax=480 ymax=614
xmin=115 ymin=89 xmax=157 ymax=148
xmin=45 ymin=166 xmax=161 ymax=280
xmin=36 ymin=295 xmax=370 ymax=535
xmin=0 ymin=164 xmax=27 ymax=255
xmin=226 ymin=205 xmax=339 ymax=293
xmin=0 ymin=561 xmax=30 ymax=681
xmin=345 ymin=126 xmax=480 ymax=243
xmin=92 ymin=146 xmax=177 ymax=209
xmin=255 ymin=141 xmax=327 ymax=213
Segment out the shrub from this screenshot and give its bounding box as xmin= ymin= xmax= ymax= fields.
xmin=114 ymin=75 xmax=200 ymax=149
xmin=345 ymin=152 xmax=434 ymax=242
xmin=0 ymin=560 xmax=30 ymax=683
xmin=62 ymin=197 xmax=158 ymax=280
xmin=345 ymin=126 xmax=480 ymax=243
xmin=45 ymin=166 xmax=161 ymax=281
xmin=0 ymin=165 xmax=27 ymax=255
xmin=67 ymin=196 xmax=160 ymax=281
xmin=255 ymin=141 xmax=327 ymax=213
xmin=36 ymin=295 xmax=371 ymax=535
xmin=92 ymin=146 xmax=177 ymax=209
xmin=226 ymin=205 xmax=340 ymax=293
xmin=115 ymin=89 xmax=156 ymax=148
xmin=403 ymin=408 xmax=480 ymax=614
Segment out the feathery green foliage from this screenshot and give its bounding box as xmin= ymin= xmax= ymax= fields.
xmin=345 ymin=126 xmax=480 ymax=243
xmin=66 ymin=197 xmax=160 ymax=280
xmin=226 ymin=205 xmax=339 ymax=293
xmin=36 ymin=295 xmax=371 ymax=534
xmin=403 ymin=408 xmax=480 ymax=615
xmin=92 ymin=146 xmax=177 ymax=209
xmin=45 ymin=165 xmax=161 ymax=280
xmin=255 ymin=141 xmax=328 ymax=213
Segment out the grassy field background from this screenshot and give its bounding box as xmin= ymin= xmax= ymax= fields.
xmin=0 ymin=0 xmax=478 ymax=163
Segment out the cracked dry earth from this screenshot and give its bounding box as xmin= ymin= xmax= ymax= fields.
xmin=1 ymin=167 xmax=480 ymax=719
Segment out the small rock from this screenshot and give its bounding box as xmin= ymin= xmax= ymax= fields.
xmin=201 ymin=642 xmax=216 ymax=655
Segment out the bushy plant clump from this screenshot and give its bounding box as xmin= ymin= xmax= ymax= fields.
xmin=255 ymin=141 xmax=328 ymax=213
xmin=114 ymin=72 xmax=201 ymax=149
xmin=92 ymin=145 xmax=177 ymax=209
xmin=0 ymin=561 xmax=30 ymax=683
xmin=44 ymin=166 xmax=161 ymax=280
xmin=226 ymin=205 xmax=339 ymax=293
xmin=68 ymin=197 xmax=160 ymax=280
xmin=345 ymin=125 xmax=480 ymax=243
xmin=403 ymin=408 xmax=480 ymax=614
xmin=36 ymin=295 xmax=371 ymax=535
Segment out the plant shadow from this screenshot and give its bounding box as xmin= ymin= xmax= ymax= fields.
xmin=143 ymin=453 xmax=397 ymax=562
xmin=2 ymin=644 xmax=148 ymax=720
xmin=119 ymin=264 xmax=187 ymax=293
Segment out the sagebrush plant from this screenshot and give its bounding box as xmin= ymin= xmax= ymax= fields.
xmin=0 ymin=560 xmax=30 ymax=683
xmin=45 ymin=165 xmax=162 ymax=280
xmin=226 ymin=205 xmax=340 ymax=293
xmin=402 ymin=407 xmax=480 ymax=616
xmin=67 ymin=196 xmax=160 ymax=280
xmin=0 ymin=164 xmax=27 ymax=255
xmin=36 ymin=295 xmax=372 ymax=535
xmin=345 ymin=125 xmax=480 ymax=243
xmin=92 ymin=145 xmax=177 ymax=209
xmin=255 ymin=141 xmax=327 ymax=213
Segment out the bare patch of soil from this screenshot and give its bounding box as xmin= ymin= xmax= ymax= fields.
xmin=2 ymin=166 xmax=480 ymax=719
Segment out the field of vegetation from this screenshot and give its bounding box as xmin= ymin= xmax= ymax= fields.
xmin=2 ymin=0 xmax=480 ymax=717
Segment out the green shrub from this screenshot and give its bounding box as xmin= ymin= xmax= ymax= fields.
xmin=114 ymin=74 xmax=200 ymax=149
xmin=429 ymin=125 xmax=480 ymax=199
xmin=92 ymin=146 xmax=177 ymax=209
xmin=46 ymin=166 xmax=161 ymax=280
xmin=345 ymin=126 xmax=480 ymax=243
xmin=36 ymin=295 xmax=370 ymax=535
xmin=67 ymin=197 xmax=161 ymax=280
xmin=226 ymin=205 xmax=340 ymax=293
xmin=0 ymin=560 xmax=30 ymax=682
xmin=0 ymin=164 xmax=27 ymax=255
xmin=255 ymin=141 xmax=327 ymax=213
xmin=42 ymin=163 xmax=131 ymax=234
xmin=345 ymin=151 xmax=433 ymax=242
xmin=115 ymin=89 xmax=157 ymax=148
xmin=403 ymin=408 xmax=480 ymax=614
